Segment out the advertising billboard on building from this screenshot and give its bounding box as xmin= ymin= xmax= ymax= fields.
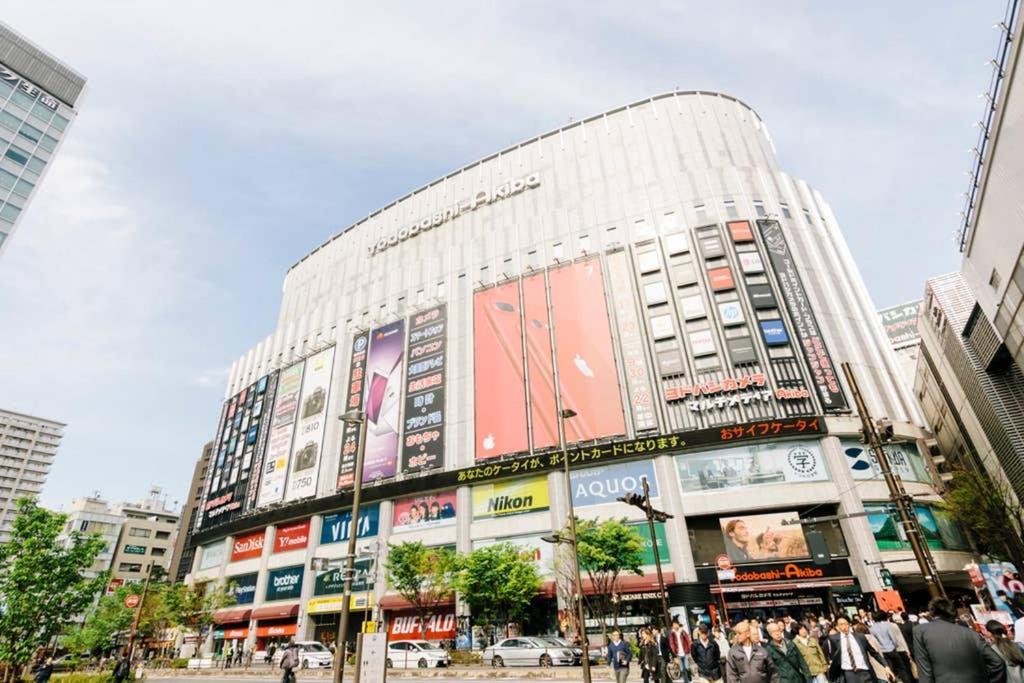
xmin=878 ymin=301 xmax=922 ymax=349
xmin=257 ymin=361 xmax=304 ymax=508
xmin=757 ymin=219 xmax=848 ymax=411
xmin=549 ymin=258 xmax=626 ymax=443
xmin=266 ymin=565 xmax=303 ymax=601
xmin=284 ymin=347 xmax=335 ymax=502
xmin=314 ymin=557 xmax=374 ymax=595
xmin=402 ymin=305 xmax=447 ymax=474
xmin=675 ymin=439 xmax=828 ymax=492
xmin=273 ymin=520 xmax=310 ymax=553
xmin=571 ymin=460 xmax=658 ymax=507
xmin=393 ymin=491 xmax=457 ymax=532
xmin=337 ymin=331 xmax=369 ymax=489
xmin=720 ymin=511 xmax=808 ymax=564
xmin=388 ymin=610 xmax=457 ymax=641
xmin=320 ymin=504 xmax=381 ymax=544
xmin=230 ymin=530 xmax=265 ymax=562
xmin=523 ymin=272 xmax=558 ymax=451
xmin=362 ymin=320 xmax=405 ymax=483
xmin=627 ymin=521 xmax=670 ymax=566
xmin=842 ymin=441 xmax=930 ymax=483
xmin=472 ymin=476 xmax=549 ymax=519
xmin=474 ymin=280 xmax=529 ymax=460
xmin=606 ymin=251 xmax=658 ymax=431
xmin=865 ymin=504 xmax=945 ymax=550
xmin=226 ymin=573 xmax=258 ymax=605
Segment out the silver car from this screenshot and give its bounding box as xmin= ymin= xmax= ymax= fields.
xmin=482 ymin=637 xmax=580 ymax=667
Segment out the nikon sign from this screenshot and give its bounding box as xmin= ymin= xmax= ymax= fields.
xmin=370 ymin=173 xmax=540 ymax=256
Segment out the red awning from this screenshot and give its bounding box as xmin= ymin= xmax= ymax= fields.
xmin=581 ymin=572 xmax=676 ymax=594
xmin=378 ymin=593 xmax=456 ymax=610
xmin=213 ymin=608 xmax=252 ymax=624
xmin=251 ymin=603 xmax=300 ymax=620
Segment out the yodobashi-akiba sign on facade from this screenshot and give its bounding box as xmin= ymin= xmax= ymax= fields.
xmin=369 ymin=173 xmax=540 ymax=256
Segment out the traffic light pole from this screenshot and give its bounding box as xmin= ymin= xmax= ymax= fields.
xmin=334 ymin=413 xmax=369 ymax=683
xmin=641 ymin=477 xmax=673 ymax=633
xmin=841 ymin=362 xmax=944 ymax=599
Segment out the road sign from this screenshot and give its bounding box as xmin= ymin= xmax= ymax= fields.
xmin=879 ymin=567 xmax=894 ymax=588
xmin=716 ymin=554 xmax=733 ymax=571
xmin=124 ymin=594 xmax=141 ymax=609
xmin=358 ymin=632 xmax=388 ymax=683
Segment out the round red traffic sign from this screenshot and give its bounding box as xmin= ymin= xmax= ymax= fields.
xmin=716 ymin=554 xmax=733 ymax=571
xmin=124 ymin=594 xmax=141 ymax=609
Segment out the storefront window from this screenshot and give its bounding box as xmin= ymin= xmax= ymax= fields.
xmin=676 ymin=439 xmax=829 ymax=493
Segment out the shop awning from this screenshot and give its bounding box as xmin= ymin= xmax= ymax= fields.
xmin=712 ymin=578 xmax=855 ymax=594
xmin=581 ymin=572 xmax=676 ymax=595
xmin=251 ymin=603 xmax=300 ymax=620
xmin=379 ymin=593 xmax=456 ymax=610
xmin=213 ymin=608 xmax=252 ymax=624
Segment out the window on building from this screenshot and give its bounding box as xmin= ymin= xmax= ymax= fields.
xmin=990 ymin=268 xmax=1002 ymax=289
xmin=155 ymin=530 xmax=171 ymax=540
xmin=78 ymin=520 xmax=89 ymax=532
xmin=723 ymin=200 xmax=738 ymax=218
xmin=51 ymin=114 xmax=69 ymax=132
xmin=780 ymin=203 xmax=792 ymax=219
xmin=118 ymin=562 xmax=142 ymax=573
xmin=753 ymin=200 xmax=767 ymax=218
xmin=4 ymin=147 xmax=29 ymax=166
xmin=0 ymin=203 xmax=21 ymax=222
xmin=802 ymin=208 xmax=813 ymax=225
xmin=128 ymin=527 xmax=151 ymax=538
xmin=151 ymin=547 xmax=166 ymax=556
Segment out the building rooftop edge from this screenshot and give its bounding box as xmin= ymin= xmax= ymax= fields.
xmin=286 ymin=89 xmax=763 ymax=274
xmin=0 ymin=407 xmax=66 ymax=428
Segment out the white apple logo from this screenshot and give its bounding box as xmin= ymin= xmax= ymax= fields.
xmin=483 ymin=434 xmax=495 ymax=450
xmin=574 ymin=353 xmax=595 ymax=378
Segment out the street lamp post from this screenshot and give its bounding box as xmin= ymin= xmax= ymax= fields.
xmin=333 ymin=410 xmax=368 ymax=683
xmin=617 ymin=480 xmax=674 ymax=634
xmin=555 ymin=407 xmax=592 ymax=683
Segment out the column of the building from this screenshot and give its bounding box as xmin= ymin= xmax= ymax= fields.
xmin=654 ymin=453 xmax=697 ymax=582
xmin=296 ymin=515 xmax=322 ymax=641
xmin=454 ymin=486 xmax=472 ymax=641
xmin=247 ymin=525 xmax=276 ymax=653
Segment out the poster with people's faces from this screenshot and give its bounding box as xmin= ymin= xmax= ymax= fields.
xmin=392 ymin=491 xmax=456 ymax=532
xmin=719 ymin=511 xmax=808 ymax=564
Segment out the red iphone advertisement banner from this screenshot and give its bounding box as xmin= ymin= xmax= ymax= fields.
xmin=474 ymin=281 xmax=529 ymax=460
xmin=522 ymin=272 xmax=558 ymax=451
xmin=549 ymin=259 xmax=626 ymax=442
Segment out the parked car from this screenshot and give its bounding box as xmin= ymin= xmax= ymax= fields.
xmin=385 ymin=640 xmax=451 ymax=669
xmin=539 ymin=636 xmax=602 ymax=664
xmin=269 ymin=642 xmax=334 ymax=669
xmin=482 ymin=637 xmax=580 ymax=667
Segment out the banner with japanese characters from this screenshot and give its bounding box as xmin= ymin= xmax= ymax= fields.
xmin=402 ymin=304 xmax=446 ymax=474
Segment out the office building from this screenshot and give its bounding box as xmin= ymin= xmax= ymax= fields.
xmin=0 ymin=22 xmax=85 ymax=258
xmin=168 ymin=441 xmax=214 ymax=584
xmin=0 ymin=408 xmax=63 ymax=542
xmin=61 ymin=494 xmax=124 ymax=579
xmin=186 ymin=91 xmax=963 ymax=655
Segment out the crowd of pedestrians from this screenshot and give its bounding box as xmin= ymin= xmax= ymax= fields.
xmin=607 ymin=597 xmax=1024 ymax=682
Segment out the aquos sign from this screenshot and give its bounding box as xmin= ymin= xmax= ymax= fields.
xmin=369 ymin=173 xmax=540 ymax=256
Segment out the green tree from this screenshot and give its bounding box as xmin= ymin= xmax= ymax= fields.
xmin=385 ymin=542 xmax=458 ymax=639
xmin=945 ymin=466 xmax=1024 ymax=568
xmin=456 ymin=543 xmax=540 ymax=640
xmin=0 ymin=498 xmax=106 ymax=683
xmin=573 ymin=518 xmax=645 ymax=643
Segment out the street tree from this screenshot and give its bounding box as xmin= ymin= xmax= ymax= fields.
xmin=945 ymin=466 xmax=1024 ymax=569
xmin=385 ymin=542 xmax=458 ymax=639
xmin=456 ymin=543 xmax=540 ymax=640
xmin=0 ymin=498 xmax=107 ymax=683
xmin=573 ymin=518 xmax=645 ymax=643
xmin=164 ymin=580 xmax=236 ymax=642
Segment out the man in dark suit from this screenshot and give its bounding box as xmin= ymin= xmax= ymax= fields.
xmin=652 ymin=625 xmax=672 ymax=683
xmin=912 ymin=597 xmax=1006 ymax=683
xmin=827 ymin=615 xmax=893 ymax=682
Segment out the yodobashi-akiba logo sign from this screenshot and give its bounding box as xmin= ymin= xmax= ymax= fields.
xmin=369 ymin=173 xmax=540 ymax=256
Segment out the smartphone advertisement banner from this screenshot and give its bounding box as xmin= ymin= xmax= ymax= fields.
xmin=474 ymin=280 xmax=529 ymax=460
xmin=257 ymin=361 xmax=305 ymax=508
xmin=757 ymin=219 xmax=848 ymax=411
xmin=337 ymin=331 xmax=370 ymax=490
xmin=606 ymin=251 xmax=658 ymax=432
xmin=362 ymin=320 xmax=405 ymax=483
xmin=523 ymin=272 xmax=558 ymax=451
xmin=244 ymin=371 xmax=279 ymax=511
xmin=401 ymin=304 xmax=447 ymax=475
xmin=284 ymin=346 xmax=336 ymax=502
xmin=548 ymin=258 xmax=626 ymax=443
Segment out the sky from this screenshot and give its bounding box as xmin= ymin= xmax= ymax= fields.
xmin=0 ymin=1 xmax=1005 ymax=510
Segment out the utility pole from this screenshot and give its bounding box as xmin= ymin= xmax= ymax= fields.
xmin=334 ymin=410 xmax=369 ymax=683
xmin=618 ymin=478 xmax=673 ymax=632
xmin=841 ymin=362 xmax=944 ymax=598
xmin=126 ymin=561 xmax=154 ymax=659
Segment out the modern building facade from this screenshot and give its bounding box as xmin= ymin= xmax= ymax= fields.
xmin=61 ymin=494 xmax=124 ymax=579
xmin=187 ymin=91 xmax=965 ymax=655
xmin=878 ymin=301 xmax=923 ymax=393
xmin=0 ymin=408 xmax=62 ymax=542
xmin=0 ymin=22 xmax=85 ymax=258
xmin=169 ymin=442 xmax=214 ymax=584
xmin=107 ymin=487 xmax=179 ymax=584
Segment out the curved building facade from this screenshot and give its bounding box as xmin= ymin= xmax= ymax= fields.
xmin=188 ymin=92 xmax=965 ymax=654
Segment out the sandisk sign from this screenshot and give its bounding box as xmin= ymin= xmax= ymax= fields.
xmin=273 ymin=520 xmax=310 ymax=553
xmin=388 ymin=609 xmax=457 ymax=641
xmin=231 ymin=530 xmax=265 ymax=562
xmin=369 ymin=173 xmax=540 ymax=256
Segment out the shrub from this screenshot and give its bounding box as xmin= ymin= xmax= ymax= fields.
xmin=50 ymin=674 xmax=113 ymax=683
xmin=170 ymin=659 xmax=189 ymax=669
xmin=449 ymin=650 xmax=481 ymax=666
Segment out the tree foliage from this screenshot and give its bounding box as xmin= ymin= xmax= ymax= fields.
xmin=573 ymin=518 xmax=645 ymax=642
xmin=0 ymin=498 xmax=106 ymax=681
xmin=945 ymin=466 xmax=1024 ymax=568
xmin=456 ymin=543 xmax=540 ymax=638
xmin=385 ymin=542 xmax=458 ymax=639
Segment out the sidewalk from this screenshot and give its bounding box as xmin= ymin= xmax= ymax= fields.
xmin=145 ymin=666 xmax=619 ymax=680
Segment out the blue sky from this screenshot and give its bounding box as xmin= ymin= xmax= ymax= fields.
xmin=0 ymin=1 xmax=1003 ymax=510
